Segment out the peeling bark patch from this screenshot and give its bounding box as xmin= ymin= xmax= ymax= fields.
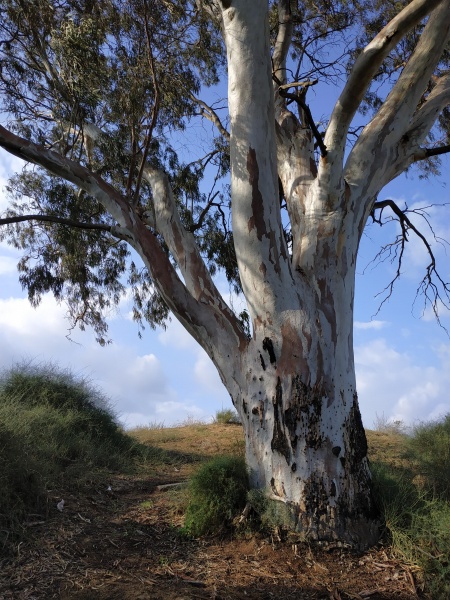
xmin=246 ymin=147 xmax=267 ymax=241
xmin=271 ymin=377 xmax=291 ymax=464
xmin=262 ymin=337 xmax=276 ymax=365
xmin=278 ymin=322 xmax=307 ymax=378
xmin=252 ymin=400 xmax=265 ymax=426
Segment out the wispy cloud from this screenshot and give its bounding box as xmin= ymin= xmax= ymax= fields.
xmin=354 ymin=320 xmax=388 ymax=331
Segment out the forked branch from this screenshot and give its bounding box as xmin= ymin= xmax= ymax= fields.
xmin=370 ymin=199 xmax=450 ymax=328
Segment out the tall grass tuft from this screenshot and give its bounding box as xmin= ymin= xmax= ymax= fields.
xmin=372 ymin=458 xmax=450 ymax=599
xmin=183 ymin=455 xmax=248 ymax=536
xmin=0 ymin=361 xmax=139 ymax=554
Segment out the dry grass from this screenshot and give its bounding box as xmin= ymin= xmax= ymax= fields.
xmin=130 ymin=422 xmax=246 ymax=460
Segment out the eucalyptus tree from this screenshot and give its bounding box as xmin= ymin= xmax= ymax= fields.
xmin=1 ymin=0 xmax=449 ymax=548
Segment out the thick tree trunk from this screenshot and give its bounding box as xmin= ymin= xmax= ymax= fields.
xmin=227 ymin=272 xmax=380 ymax=549
xmin=236 ymin=357 xmax=379 ymax=549
xmin=218 ymin=0 xmax=380 ymax=549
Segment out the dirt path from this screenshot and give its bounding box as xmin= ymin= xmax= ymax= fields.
xmin=0 ymin=466 xmax=425 ymax=600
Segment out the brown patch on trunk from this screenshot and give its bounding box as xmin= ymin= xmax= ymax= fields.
xmin=278 ymin=322 xmax=307 ymax=378
xmin=246 ymin=147 xmax=266 ymax=241
xmin=309 ymin=157 xmax=318 ymax=177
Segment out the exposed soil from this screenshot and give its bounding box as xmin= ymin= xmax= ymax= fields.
xmin=0 ymin=426 xmax=426 ymax=600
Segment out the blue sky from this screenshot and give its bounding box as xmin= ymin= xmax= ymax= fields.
xmin=1 ymin=147 xmax=449 ymax=430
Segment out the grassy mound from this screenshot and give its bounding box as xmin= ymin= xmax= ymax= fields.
xmin=0 ymin=362 xmax=138 ymax=553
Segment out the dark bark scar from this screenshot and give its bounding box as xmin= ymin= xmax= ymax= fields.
xmin=247 ymin=147 xmax=267 ymax=240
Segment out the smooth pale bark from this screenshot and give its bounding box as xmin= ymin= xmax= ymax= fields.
xmin=218 ymin=1 xmax=379 ymax=548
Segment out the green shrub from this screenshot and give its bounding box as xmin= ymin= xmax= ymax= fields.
xmin=372 ymin=460 xmax=450 ymax=599
xmin=407 ymin=415 xmax=450 ymax=500
xmin=183 ymin=456 xmax=248 ymax=536
xmin=214 ymin=408 xmax=240 ymax=425
xmin=0 ymin=362 xmax=139 ymax=554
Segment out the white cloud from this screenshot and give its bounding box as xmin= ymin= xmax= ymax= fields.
xmin=194 ymin=350 xmax=224 ymax=392
xmin=356 ymin=338 xmax=450 ymax=428
xmin=158 ymin=317 xmax=199 ymax=350
xmin=354 ymin=320 xmax=388 ymax=331
xmin=0 ymin=295 xmax=68 ymax=338
xmin=126 ymin=353 xmax=167 ymax=394
xmin=0 ymin=153 xmax=23 ymax=212
xmin=421 ymin=299 xmax=450 ymax=322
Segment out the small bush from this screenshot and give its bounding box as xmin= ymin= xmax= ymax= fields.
xmin=183 ymin=456 xmax=248 ymax=536
xmin=214 ymin=408 xmax=240 ymax=425
xmin=407 ymin=415 xmax=450 ymax=500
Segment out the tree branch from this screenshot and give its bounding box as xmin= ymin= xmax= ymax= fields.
xmin=143 ymin=166 xmax=240 ymax=334
xmin=132 ymin=0 xmax=160 ymax=206
xmin=415 ymin=145 xmax=450 ymax=160
xmin=277 ymin=87 xmax=327 ymax=157
xmin=349 ymin=1 xmax=450 ymax=188
xmin=0 ymin=125 xmax=128 ymax=226
xmin=0 ymin=214 xmax=114 ymax=232
xmin=272 ymin=0 xmax=293 ymax=118
xmin=188 ymin=190 xmax=220 ymax=233
xmin=406 ymin=73 xmax=450 ymax=145
xmin=325 ymin=0 xmax=443 ymax=168
xmin=190 ymin=94 xmax=230 ymax=140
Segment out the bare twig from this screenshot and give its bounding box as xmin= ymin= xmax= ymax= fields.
xmin=190 ymin=94 xmax=230 ymax=141
xmin=369 ymin=198 xmax=450 ymax=330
